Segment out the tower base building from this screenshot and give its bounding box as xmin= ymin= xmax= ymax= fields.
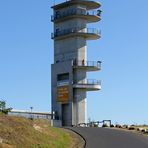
xmin=51 ymin=0 xmax=102 ymax=126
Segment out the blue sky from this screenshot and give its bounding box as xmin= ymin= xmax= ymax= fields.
xmin=0 ymin=0 xmax=148 ymax=125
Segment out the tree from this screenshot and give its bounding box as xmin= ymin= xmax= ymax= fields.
xmin=0 ymin=100 xmax=12 ymax=114
xmin=0 ymin=100 xmax=6 ymax=111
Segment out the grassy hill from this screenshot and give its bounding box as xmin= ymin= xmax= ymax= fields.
xmin=0 ymin=115 xmax=79 ymax=148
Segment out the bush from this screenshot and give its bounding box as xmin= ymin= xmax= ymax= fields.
xmin=137 ymin=128 xmax=140 ymax=131
xmin=110 ymin=124 xmax=114 ymax=127
xmin=102 ymin=124 xmax=108 ymax=127
xmin=94 ymin=124 xmax=98 ymax=127
xmin=128 ymin=126 xmax=135 ymax=130
xmin=144 ymin=130 xmax=148 ymax=134
xmin=123 ymin=125 xmax=128 ymax=128
xmin=141 ymin=129 xmax=146 ymax=132
xmin=115 ymin=124 xmax=122 ymax=128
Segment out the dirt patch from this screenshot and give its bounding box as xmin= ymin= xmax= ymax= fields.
xmin=0 ymin=143 xmax=14 ymax=148
xmin=33 ymin=124 xmax=43 ymax=132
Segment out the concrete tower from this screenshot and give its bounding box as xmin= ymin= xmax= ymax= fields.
xmin=51 ymin=0 xmax=101 ymax=126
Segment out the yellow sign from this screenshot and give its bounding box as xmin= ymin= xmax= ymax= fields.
xmin=57 ymin=86 xmax=69 ymax=103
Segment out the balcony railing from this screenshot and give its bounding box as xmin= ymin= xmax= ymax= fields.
xmin=74 ymin=79 xmax=101 ymax=85
xmin=73 ymin=60 xmax=101 ymax=69
xmin=51 ymin=9 xmax=101 ymax=21
xmin=51 ymin=28 xmax=101 ymax=39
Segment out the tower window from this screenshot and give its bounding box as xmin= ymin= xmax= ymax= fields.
xmin=57 ymin=73 xmax=69 ymax=81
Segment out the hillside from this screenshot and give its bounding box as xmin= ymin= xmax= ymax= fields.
xmin=0 ymin=115 xmax=83 ymax=148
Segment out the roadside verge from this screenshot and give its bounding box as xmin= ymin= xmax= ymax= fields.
xmin=64 ymin=127 xmax=86 ymax=148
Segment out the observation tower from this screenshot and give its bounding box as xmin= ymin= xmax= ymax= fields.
xmin=51 ymin=0 xmax=102 ymax=126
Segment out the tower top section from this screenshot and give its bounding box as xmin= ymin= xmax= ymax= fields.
xmin=51 ymin=0 xmax=101 ymax=10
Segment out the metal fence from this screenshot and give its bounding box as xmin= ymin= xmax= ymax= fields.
xmin=73 ymin=60 xmax=101 ymax=69
xmin=8 ymin=110 xmax=52 ymax=120
xmin=51 ymin=9 xmax=101 ymax=21
xmin=75 ymin=79 xmax=101 ymax=85
xmin=51 ymin=27 xmax=101 ymax=38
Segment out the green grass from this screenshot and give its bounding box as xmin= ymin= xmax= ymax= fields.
xmin=0 ymin=115 xmax=72 ymax=148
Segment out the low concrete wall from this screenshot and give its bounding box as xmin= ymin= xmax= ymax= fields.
xmin=51 ymin=120 xmax=62 ymax=127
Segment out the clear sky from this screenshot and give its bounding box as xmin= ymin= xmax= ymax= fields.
xmin=0 ymin=0 xmax=148 ymax=125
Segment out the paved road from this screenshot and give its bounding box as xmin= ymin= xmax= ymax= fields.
xmin=69 ymin=127 xmax=148 ymax=148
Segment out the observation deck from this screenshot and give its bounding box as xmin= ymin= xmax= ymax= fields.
xmin=73 ymin=60 xmax=101 ymax=71
xmin=51 ymin=28 xmax=101 ymax=40
xmin=73 ymin=79 xmax=101 ymax=91
xmin=51 ymin=9 xmax=101 ymax=23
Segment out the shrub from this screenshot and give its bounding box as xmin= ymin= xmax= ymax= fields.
xmin=137 ymin=128 xmax=140 ymax=131
xmin=94 ymin=124 xmax=98 ymax=127
xmin=115 ymin=124 xmax=122 ymax=128
xmin=102 ymin=124 xmax=108 ymax=127
xmin=123 ymin=125 xmax=128 ymax=128
xmin=144 ymin=130 xmax=148 ymax=134
xmin=110 ymin=124 xmax=114 ymax=127
xmin=128 ymin=126 xmax=135 ymax=130
xmin=141 ymin=129 xmax=146 ymax=132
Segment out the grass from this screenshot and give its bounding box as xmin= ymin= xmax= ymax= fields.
xmin=0 ymin=115 xmax=72 ymax=148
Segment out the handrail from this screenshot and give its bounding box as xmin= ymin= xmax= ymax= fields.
xmin=51 ymin=27 xmax=101 ymax=38
xmin=51 ymin=9 xmax=101 ymax=21
xmin=75 ymin=79 xmax=101 ymax=85
xmin=73 ymin=60 xmax=101 ymax=68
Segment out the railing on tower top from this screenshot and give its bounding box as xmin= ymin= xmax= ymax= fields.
xmin=73 ymin=60 xmax=101 ymax=69
xmin=51 ymin=9 xmax=101 ymax=21
xmin=51 ymin=28 xmax=101 ymax=38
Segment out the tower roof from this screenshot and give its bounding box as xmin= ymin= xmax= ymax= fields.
xmin=51 ymin=0 xmax=101 ymax=10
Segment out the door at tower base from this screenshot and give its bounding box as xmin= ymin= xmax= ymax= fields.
xmin=57 ymin=86 xmax=69 ymax=103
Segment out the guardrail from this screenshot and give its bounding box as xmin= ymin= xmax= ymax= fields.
xmin=75 ymin=79 xmax=101 ymax=85
xmin=8 ymin=110 xmax=51 ymax=120
xmin=51 ymin=9 xmax=101 ymax=21
xmin=73 ymin=60 xmax=101 ymax=69
xmin=51 ymin=28 xmax=101 ymax=39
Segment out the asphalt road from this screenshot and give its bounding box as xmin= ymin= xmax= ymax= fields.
xmin=69 ymin=127 xmax=148 ymax=148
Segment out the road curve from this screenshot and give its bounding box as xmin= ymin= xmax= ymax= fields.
xmin=69 ymin=127 xmax=148 ymax=148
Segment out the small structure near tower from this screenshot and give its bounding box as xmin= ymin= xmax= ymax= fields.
xmin=51 ymin=0 xmax=102 ymax=126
